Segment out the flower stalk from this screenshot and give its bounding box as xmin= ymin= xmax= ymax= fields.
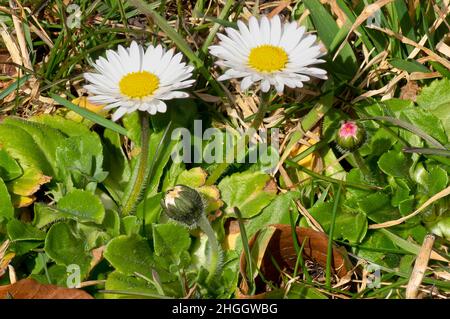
xmin=197 ymin=214 xmax=222 ymax=285
xmin=249 ymin=91 xmax=271 ymax=131
xmin=121 ymin=112 xmax=151 ymax=216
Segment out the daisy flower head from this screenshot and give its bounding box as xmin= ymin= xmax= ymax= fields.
xmin=209 ymin=15 xmax=327 ymax=94
xmin=84 ymin=41 xmax=194 ymax=121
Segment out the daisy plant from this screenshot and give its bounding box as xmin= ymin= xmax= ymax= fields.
xmin=210 ymin=15 xmax=327 ymax=130
xmin=84 ymin=41 xmax=194 ymax=215
xmin=206 ymin=15 xmax=327 ymax=185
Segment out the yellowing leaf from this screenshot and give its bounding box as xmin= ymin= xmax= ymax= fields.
xmin=55 ymin=97 xmax=107 ymax=123
xmin=198 ymin=185 xmax=224 ymax=214
xmin=6 ymin=167 xmax=51 ymax=197
xmin=10 ymin=194 xmax=35 ymax=208
xmin=72 ymin=97 xmax=106 ymax=114
xmin=290 ymin=133 xmax=319 ymax=169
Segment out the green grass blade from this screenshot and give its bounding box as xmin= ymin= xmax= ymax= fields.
xmin=49 ymin=93 xmax=128 ymax=136
xmin=234 ymin=206 xmax=255 ymax=295
xmin=0 ymin=75 xmax=31 ymax=101
xmin=326 ymin=183 xmax=342 ymax=290
xmin=362 ymin=116 xmax=446 ymax=150
xmin=128 ymin=0 xmax=226 ymax=97
xmin=285 ymin=159 xmax=381 ymax=191
xmin=200 ymin=0 xmax=234 ymax=56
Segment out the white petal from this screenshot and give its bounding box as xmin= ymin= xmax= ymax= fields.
xmin=84 ymin=73 xmax=117 ymax=90
xmin=129 ymin=41 xmax=142 ymax=71
xmin=84 ymin=84 xmax=116 ymax=95
xmin=270 ymin=15 xmax=282 ymax=46
xmin=248 ymin=16 xmax=262 ymax=45
xmin=106 ymin=49 xmax=126 ymax=75
xmin=260 ymin=16 xmax=270 ymax=43
xmin=225 ymin=27 xmax=251 ymax=51
xmin=154 ymin=48 xmax=175 ymax=75
xmin=95 ymin=57 xmax=122 ymax=82
xmin=111 ymin=107 xmax=128 ymax=121
xmin=261 ymin=79 xmax=270 ymax=92
xmin=155 ymin=100 xmax=167 ymax=113
xmin=280 ymin=24 xmax=305 ymax=52
xmin=157 ymin=91 xmax=189 ymax=100
xmin=237 ymin=20 xmax=256 ymax=47
xmin=117 ymin=45 xmax=134 ymax=73
xmin=274 ymin=76 xmax=284 ymax=93
xmin=127 ymin=104 xmax=141 ymax=113
xmin=240 ymin=76 xmax=253 ymax=91
xmin=88 ymin=95 xmax=118 ymax=104
xmin=217 ymin=69 xmax=249 ymax=81
xmin=147 ymin=103 xmax=157 ymax=115
xmin=143 ymin=45 xmax=163 ymax=73
xmin=103 ymin=101 xmax=123 ymax=110
xmin=291 ymin=34 xmax=317 ymax=55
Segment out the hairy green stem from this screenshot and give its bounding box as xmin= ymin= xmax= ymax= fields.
xmin=249 ymin=92 xmax=270 ymax=131
xmin=121 ymin=112 xmax=151 ymax=216
xmin=197 ymin=214 xmax=222 ymax=286
xmin=326 ymin=184 xmax=341 ymax=290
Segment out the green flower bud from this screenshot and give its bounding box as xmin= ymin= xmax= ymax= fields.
xmin=335 ymin=120 xmax=366 ymax=152
xmin=161 ymin=185 xmax=204 ymax=226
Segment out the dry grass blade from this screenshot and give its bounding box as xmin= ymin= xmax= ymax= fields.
xmin=436 ymin=39 xmax=450 ymax=59
xmin=295 ymin=200 xmax=324 ymax=233
xmin=0 ymin=240 xmax=9 ymax=259
xmin=333 ymin=0 xmax=394 ymax=60
xmin=0 ymin=21 xmax=21 ymax=76
xmin=369 ymin=186 xmax=450 ymax=229
xmin=9 ymin=0 xmax=32 ymax=72
xmin=267 ymin=1 xmax=291 ymax=19
xmin=321 ymin=0 xmax=349 ymax=27
xmin=368 ymin=25 xmax=450 ymax=70
xmin=406 ymin=234 xmax=435 ymax=299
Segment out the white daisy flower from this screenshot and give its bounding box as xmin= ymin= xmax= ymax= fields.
xmin=209 ymin=15 xmax=327 ymax=94
xmin=84 ymin=41 xmax=194 ymax=121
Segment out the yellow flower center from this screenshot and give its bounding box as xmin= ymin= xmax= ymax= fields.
xmin=119 ymin=71 xmax=159 ymax=98
xmin=248 ymin=45 xmax=288 ymax=73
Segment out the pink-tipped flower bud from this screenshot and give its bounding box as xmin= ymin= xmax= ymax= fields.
xmin=335 ymin=120 xmax=366 ymax=152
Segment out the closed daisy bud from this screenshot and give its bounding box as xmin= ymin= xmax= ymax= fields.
xmin=161 ymin=185 xmax=204 ymax=227
xmin=335 ymin=121 xmax=366 ymax=152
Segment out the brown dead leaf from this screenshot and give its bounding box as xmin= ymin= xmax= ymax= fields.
xmin=400 ymin=81 xmax=420 ymax=102
xmin=0 ymin=279 xmax=94 ymax=299
xmin=238 ymin=224 xmax=352 ymax=298
xmin=90 ymin=246 xmax=105 ymax=271
xmin=0 ymin=49 xmax=16 ymax=79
